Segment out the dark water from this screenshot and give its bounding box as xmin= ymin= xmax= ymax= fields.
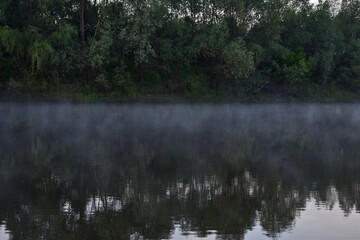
xmin=0 ymin=103 xmax=360 ymax=240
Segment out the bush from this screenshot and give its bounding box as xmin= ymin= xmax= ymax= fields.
xmin=222 ymin=38 xmax=255 ymax=83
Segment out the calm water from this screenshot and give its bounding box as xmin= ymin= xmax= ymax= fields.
xmin=0 ymin=103 xmax=360 ymax=240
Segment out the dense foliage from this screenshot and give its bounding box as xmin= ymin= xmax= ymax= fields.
xmin=0 ymin=0 xmax=360 ymax=99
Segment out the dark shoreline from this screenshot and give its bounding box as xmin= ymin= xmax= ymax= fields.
xmin=1 ymin=92 xmax=360 ymax=104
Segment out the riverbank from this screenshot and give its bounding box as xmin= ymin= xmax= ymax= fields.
xmin=1 ymin=84 xmax=360 ymax=103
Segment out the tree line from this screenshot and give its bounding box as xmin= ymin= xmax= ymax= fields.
xmin=0 ymin=0 xmax=359 ymax=98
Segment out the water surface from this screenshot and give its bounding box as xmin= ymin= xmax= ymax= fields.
xmin=0 ymin=103 xmax=359 ymax=239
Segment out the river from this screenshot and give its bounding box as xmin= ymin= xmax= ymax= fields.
xmin=0 ymin=103 xmax=359 ymax=239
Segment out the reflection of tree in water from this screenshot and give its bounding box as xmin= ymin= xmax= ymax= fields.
xmin=0 ymin=104 xmax=360 ymax=239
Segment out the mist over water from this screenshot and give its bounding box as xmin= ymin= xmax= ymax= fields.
xmin=0 ymin=103 xmax=360 ymax=239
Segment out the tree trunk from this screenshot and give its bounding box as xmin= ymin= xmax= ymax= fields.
xmin=80 ymin=0 xmax=85 ymax=46
xmin=80 ymin=0 xmax=87 ymax=86
xmin=27 ymin=0 xmax=34 ymax=28
xmin=138 ymin=64 xmax=144 ymax=83
xmin=94 ymin=0 xmax=106 ymax=39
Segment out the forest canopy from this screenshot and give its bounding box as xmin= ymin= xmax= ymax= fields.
xmin=0 ymin=0 xmax=360 ymax=99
